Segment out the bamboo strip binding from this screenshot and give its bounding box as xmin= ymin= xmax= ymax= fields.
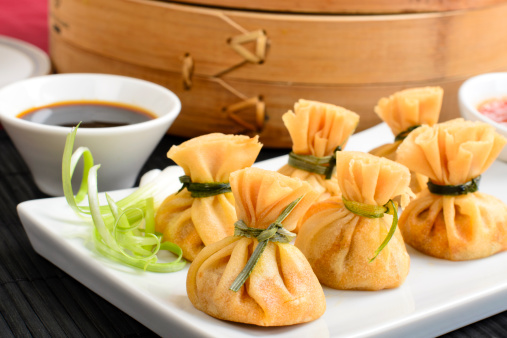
xmin=182 ymin=24 xmax=269 ymax=132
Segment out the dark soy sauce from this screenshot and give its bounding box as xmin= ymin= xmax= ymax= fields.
xmin=17 ymin=100 xmax=157 ymax=128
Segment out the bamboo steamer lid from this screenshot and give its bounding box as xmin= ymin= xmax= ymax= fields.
xmin=49 ymin=0 xmax=507 ymax=148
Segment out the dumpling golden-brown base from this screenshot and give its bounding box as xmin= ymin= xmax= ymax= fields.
xmin=399 ymin=190 xmax=507 ymax=261
xmin=187 ymin=237 xmax=326 ymax=326
xmin=296 ymin=197 xmax=410 ymax=291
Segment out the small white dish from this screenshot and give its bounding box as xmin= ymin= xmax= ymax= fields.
xmin=16 ymin=124 xmax=507 ymax=337
xmin=0 ymin=73 xmax=181 ymax=196
xmin=0 ymin=35 xmax=51 ymax=88
xmin=458 ymin=72 xmax=507 ymax=162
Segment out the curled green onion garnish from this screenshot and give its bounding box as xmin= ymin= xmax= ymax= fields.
xmin=177 ymin=175 xmax=232 ymax=197
xmin=62 ymin=125 xmax=186 ymax=272
xmin=229 ymin=196 xmax=302 ymax=292
xmin=394 ymin=125 xmax=421 ymax=142
xmin=288 ymin=145 xmax=342 ymax=179
xmin=427 ymin=176 xmax=481 ymax=196
xmin=343 ymin=197 xmax=398 ymax=262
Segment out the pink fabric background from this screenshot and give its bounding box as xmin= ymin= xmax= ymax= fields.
xmin=0 ymin=0 xmax=49 ymax=52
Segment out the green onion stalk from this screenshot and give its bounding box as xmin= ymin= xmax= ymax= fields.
xmin=62 ymin=125 xmax=185 ymax=272
xmin=342 ymin=198 xmax=399 ymax=262
xmin=229 ymin=197 xmax=302 ymax=292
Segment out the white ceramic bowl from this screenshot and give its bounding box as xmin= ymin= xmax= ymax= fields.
xmin=0 ymin=73 xmax=181 ymax=196
xmin=458 ymin=72 xmax=507 ymax=162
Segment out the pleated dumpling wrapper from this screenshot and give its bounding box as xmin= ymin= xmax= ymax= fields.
xmin=295 ymin=151 xmax=413 ymax=291
xmin=278 ymin=99 xmax=359 ymax=202
xmin=187 ymin=167 xmax=325 ymax=326
xmin=397 ymin=119 xmax=507 ymax=261
xmin=155 ymin=133 xmax=262 ymax=261
xmin=370 ymin=87 xmax=443 ymax=193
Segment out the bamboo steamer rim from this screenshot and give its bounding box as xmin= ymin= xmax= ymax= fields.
xmin=168 ymin=0 xmax=507 ymax=14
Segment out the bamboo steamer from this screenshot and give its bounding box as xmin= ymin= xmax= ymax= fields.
xmin=49 ymin=0 xmax=507 ymax=148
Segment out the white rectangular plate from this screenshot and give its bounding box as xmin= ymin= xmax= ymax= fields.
xmin=17 ymin=123 xmax=507 ymax=338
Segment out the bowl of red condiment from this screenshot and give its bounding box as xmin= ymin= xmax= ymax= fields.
xmin=459 ymin=72 xmax=507 ymax=162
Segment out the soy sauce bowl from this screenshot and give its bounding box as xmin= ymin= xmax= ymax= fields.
xmin=458 ymin=72 xmax=507 ymax=162
xmin=0 ymin=73 xmax=181 ymax=196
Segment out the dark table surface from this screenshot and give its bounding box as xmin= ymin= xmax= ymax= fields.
xmin=1 ymin=128 xmax=506 ymax=337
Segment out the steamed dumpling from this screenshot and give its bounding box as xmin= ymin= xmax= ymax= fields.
xmin=397 ymin=119 xmax=507 ymax=260
xmin=296 ymin=151 xmax=413 ymax=291
xmin=187 ymin=167 xmax=325 ymax=326
xmin=370 ymin=87 xmax=443 ymax=193
xmin=155 ymin=133 xmax=262 ymax=261
xmin=374 ymin=87 xmax=443 ymax=138
xmin=278 ymin=99 xmax=359 ymax=201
